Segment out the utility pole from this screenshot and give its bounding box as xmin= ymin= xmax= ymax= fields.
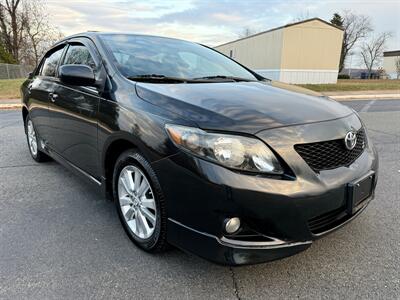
xmin=348 ymin=52 xmax=354 ymax=78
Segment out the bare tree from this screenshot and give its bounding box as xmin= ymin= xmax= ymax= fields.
xmin=360 ymin=32 xmax=391 ymax=79
xmin=0 ymin=0 xmax=62 ymax=65
xmin=395 ymin=57 xmax=400 ymax=79
xmin=338 ymin=11 xmax=373 ymax=72
xmin=23 ymin=0 xmax=63 ymax=65
xmin=0 ymin=0 xmax=27 ymax=62
xmin=23 ymin=0 xmax=45 ymax=65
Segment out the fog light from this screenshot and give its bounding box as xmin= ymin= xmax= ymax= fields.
xmin=224 ymin=217 xmax=241 ymax=234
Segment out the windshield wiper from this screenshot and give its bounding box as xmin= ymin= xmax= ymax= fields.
xmin=191 ymin=75 xmax=256 ymax=82
xmin=127 ymin=74 xmax=191 ymax=83
xmin=127 ymin=74 xmax=256 ymax=83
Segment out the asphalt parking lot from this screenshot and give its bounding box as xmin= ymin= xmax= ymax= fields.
xmin=0 ymin=99 xmax=399 ymax=299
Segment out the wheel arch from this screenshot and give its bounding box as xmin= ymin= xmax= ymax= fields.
xmin=22 ymin=106 xmax=29 ymax=131
xmin=101 ymin=129 xmax=175 ymax=200
xmin=102 ymin=134 xmax=148 ymax=200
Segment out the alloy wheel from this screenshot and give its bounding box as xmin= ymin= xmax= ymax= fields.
xmin=27 ymin=120 xmax=38 ymax=156
xmin=118 ymin=165 xmax=157 ymax=239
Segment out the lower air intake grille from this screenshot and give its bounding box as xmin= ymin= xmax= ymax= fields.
xmin=308 ymin=207 xmax=348 ymax=235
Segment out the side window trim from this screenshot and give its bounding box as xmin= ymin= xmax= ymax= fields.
xmin=64 ymin=38 xmax=101 ymax=70
xmin=37 ymin=44 xmax=67 ymax=79
xmin=56 ymin=44 xmax=70 ymax=78
xmin=35 ymin=56 xmax=46 ymax=76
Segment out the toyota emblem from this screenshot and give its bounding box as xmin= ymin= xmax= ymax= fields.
xmin=344 ymin=131 xmax=357 ymax=150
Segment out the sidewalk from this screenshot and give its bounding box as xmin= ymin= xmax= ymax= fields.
xmin=0 ymin=99 xmax=21 ymax=110
xmin=323 ymin=90 xmax=400 ymax=101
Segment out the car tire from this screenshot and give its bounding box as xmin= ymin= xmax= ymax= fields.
xmin=113 ymin=149 xmax=168 ymax=253
xmin=25 ymin=114 xmax=50 ymax=163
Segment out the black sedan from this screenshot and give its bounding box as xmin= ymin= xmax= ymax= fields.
xmin=21 ymin=33 xmax=378 ymax=265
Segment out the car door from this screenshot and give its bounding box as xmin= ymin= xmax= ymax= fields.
xmin=27 ymin=45 xmax=66 ymax=144
xmin=47 ymin=39 xmax=102 ymax=178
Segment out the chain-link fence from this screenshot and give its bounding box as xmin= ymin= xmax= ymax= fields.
xmin=0 ymin=63 xmax=34 ymax=79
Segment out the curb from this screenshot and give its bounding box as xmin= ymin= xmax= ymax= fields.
xmin=327 ymin=94 xmax=400 ymax=101
xmin=0 ymin=104 xmax=22 ymax=110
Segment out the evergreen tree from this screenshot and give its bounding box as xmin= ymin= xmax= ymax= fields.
xmin=330 ymin=13 xmax=344 ymax=27
xmin=0 ymin=43 xmax=16 ymax=64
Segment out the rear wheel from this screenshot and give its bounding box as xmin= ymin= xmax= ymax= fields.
xmin=113 ymin=150 xmax=168 ymax=252
xmin=25 ymin=115 xmax=50 ymax=162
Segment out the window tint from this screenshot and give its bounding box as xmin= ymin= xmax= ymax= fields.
xmin=63 ymin=45 xmax=96 ymax=69
xmin=41 ymin=47 xmax=64 ymax=77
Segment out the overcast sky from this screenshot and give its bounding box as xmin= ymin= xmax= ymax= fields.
xmin=47 ymin=0 xmax=399 ymax=67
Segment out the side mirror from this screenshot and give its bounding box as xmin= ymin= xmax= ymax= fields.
xmin=59 ymin=64 xmax=95 ymax=86
xmin=28 ymin=72 xmax=33 ymax=79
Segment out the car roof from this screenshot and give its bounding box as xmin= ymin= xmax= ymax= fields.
xmin=56 ymin=32 xmax=193 ymax=45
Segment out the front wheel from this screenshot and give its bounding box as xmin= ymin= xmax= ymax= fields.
xmin=113 ymin=150 xmax=168 ymax=253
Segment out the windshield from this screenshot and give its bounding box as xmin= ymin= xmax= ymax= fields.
xmin=99 ymin=34 xmax=258 ymax=81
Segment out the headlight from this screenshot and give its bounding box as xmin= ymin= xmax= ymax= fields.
xmin=165 ymin=124 xmax=284 ymax=174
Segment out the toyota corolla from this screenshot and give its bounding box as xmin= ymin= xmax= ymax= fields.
xmin=21 ymin=33 xmax=378 ymax=265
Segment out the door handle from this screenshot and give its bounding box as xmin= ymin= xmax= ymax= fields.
xmin=49 ymin=93 xmax=58 ymax=102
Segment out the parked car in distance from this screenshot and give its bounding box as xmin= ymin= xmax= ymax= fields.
xmin=21 ymin=33 xmax=378 ymax=265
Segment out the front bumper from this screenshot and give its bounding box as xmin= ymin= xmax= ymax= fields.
xmin=166 ymin=197 xmax=372 ymax=265
xmin=167 ymin=218 xmax=312 ymax=265
xmin=152 ymin=114 xmax=379 ymax=265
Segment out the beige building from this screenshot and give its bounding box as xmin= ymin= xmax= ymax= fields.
xmin=383 ymin=50 xmax=400 ymax=79
xmin=215 ymin=18 xmax=344 ymax=84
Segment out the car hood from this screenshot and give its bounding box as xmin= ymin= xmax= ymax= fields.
xmin=135 ymin=81 xmax=353 ymax=134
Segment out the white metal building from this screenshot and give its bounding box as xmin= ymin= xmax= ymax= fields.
xmin=383 ymin=50 xmax=400 ymax=79
xmin=215 ymin=18 xmax=344 ymax=84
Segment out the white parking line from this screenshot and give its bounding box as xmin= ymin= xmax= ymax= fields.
xmin=360 ymin=100 xmax=376 ymax=113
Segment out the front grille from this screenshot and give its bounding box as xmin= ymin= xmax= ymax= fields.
xmin=294 ymin=128 xmax=365 ymax=172
xmin=308 ymin=206 xmax=348 ymax=235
